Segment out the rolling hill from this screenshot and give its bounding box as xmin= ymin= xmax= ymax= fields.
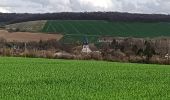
xmin=5 ymin=20 xmax=170 ymax=43
xmin=42 ymin=20 xmax=170 ymax=37
xmin=5 ymin=20 xmax=46 ymax=32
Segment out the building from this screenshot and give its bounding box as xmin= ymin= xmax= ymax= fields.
xmin=81 ymin=36 xmax=92 ymax=53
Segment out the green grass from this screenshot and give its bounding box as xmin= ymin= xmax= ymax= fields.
xmin=0 ymin=57 xmax=170 ymax=99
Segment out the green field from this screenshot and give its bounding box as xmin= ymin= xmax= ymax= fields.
xmin=42 ymin=20 xmax=170 ymax=37
xmin=6 ymin=20 xmax=170 ymax=43
xmin=41 ymin=20 xmax=170 ymax=43
xmin=1 ymin=57 xmax=170 ymax=99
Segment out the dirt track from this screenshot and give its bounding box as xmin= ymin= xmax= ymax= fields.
xmin=0 ymin=30 xmax=63 ymax=42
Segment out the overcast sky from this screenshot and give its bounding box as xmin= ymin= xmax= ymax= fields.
xmin=0 ymin=0 xmax=170 ymax=14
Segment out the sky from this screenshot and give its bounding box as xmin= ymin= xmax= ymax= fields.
xmin=0 ymin=0 xmax=170 ymax=14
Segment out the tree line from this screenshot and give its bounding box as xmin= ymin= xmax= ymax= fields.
xmin=1 ymin=12 xmax=170 ymax=25
xmin=0 ymin=37 xmax=170 ymax=64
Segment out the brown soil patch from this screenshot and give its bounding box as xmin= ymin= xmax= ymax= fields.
xmin=0 ymin=30 xmax=63 ymax=42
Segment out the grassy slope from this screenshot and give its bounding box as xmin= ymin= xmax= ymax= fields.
xmin=41 ymin=20 xmax=170 ymax=43
xmin=42 ymin=20 xmax=170 ymax=37
xmin=5 ymin=20 xmax=170 ymax=43
xmin=6 ymin=20 xmax=47 ymax=32
xmin=0 ymin=57 xmax=170 ymax=99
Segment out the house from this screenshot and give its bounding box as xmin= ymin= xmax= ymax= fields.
xmin=81 ymin=36 xmax=92 ymax=53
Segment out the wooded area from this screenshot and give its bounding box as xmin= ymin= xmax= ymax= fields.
xmin=1 ymin=12 xmax=170 ymax=25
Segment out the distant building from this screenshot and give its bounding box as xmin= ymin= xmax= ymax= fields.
xmin=98 ymin=37 xmax=113 ymax=43
xmin=82 ymin=36 xmax=92 ymax=53
xmin=165 ymin=54 xmax=169 ymax=60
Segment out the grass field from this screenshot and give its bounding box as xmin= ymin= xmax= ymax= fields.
xmin=0 ymin=57 xmax=170 ymax=99
xmin=6 ymin=20 xmax=170 ymax=43
xmin=42 ymin=20 xmax=170 ymax=37
xmin=6 ymin=20 xmax=46 ymax=32
xmin=41 ymin=20 xmax=170 ymax=43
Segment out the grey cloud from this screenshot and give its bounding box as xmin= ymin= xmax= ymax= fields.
xmin=0 ymin=0 xmax=170 ymax=14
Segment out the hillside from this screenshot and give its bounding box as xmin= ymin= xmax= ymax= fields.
xmin=5 ymin=20 xmax=170 ymax=43
xmin=41 ymin=20 xmax=170 ymax=43
xmin=42 ymin=20 xmax=170 ymax=37
xmin=1 ymin=12 xmax=170 ymax=25
xmin=0 ymin=30 xmax=62 ymax=42
xmin=5 ymin=20 xmax=46 ymax=32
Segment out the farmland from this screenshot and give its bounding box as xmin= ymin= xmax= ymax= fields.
xmin=0 ymin=57 xmax=170 ymax=99
xmin=5 ymin=20 xmax=170 ymax=43
xmin=6 ymin=20 xmax=46 ymax=32
xmin=0 ymin=30 xmax=63 ymax=42
xmin=42 ymin=20 xmax=170 ymax=37
xmin=41 ymin=20 xmax=170 ymax=43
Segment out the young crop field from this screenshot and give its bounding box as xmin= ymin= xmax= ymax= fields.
xmin=6 ymin=20 xmax=170 ymax=43
xmin=0 ymin=57 xmax=170 ymax=99
xmin=41 ymin=20 xmax=170 ymax=43
xmin=42 ymin=20 xmax=170 ymax=37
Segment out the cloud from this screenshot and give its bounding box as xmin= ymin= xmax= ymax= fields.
xmin=0 ymin=7 xmax=11 ymax=13
xmin=0 ymin=0 xmax=170 ymax=14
